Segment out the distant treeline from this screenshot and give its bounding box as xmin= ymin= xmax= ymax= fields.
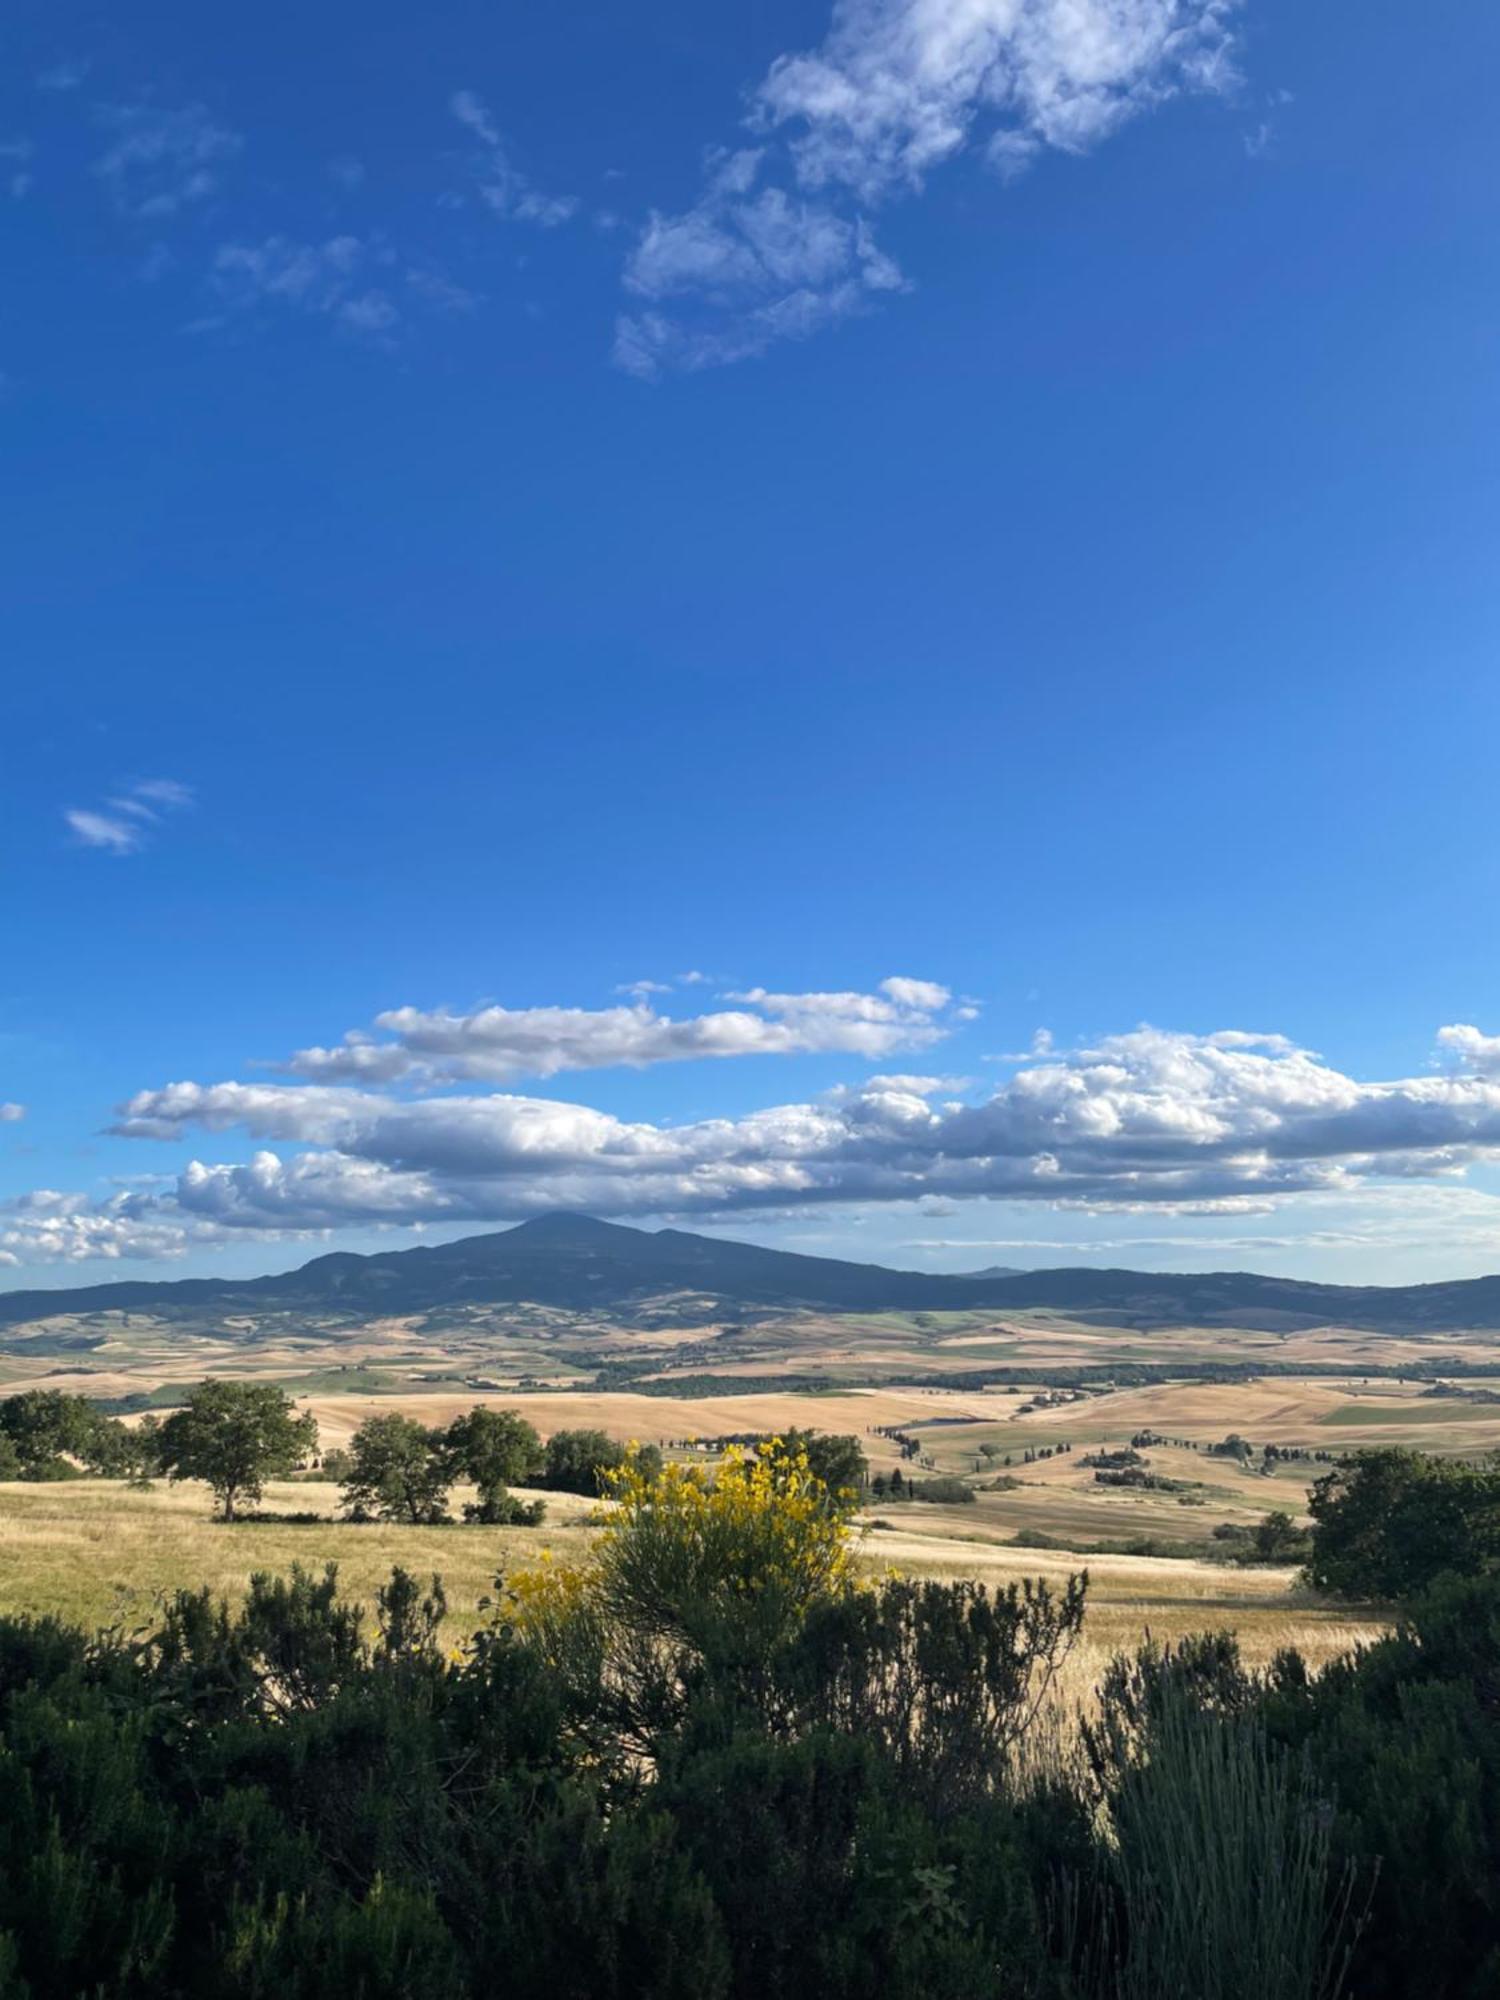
xmin=561 ymin=1357 xmax=1500 ymax=1397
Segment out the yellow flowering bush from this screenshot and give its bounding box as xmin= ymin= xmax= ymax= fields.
xmin=502 ymin=1439 xmax=863 ymax=1742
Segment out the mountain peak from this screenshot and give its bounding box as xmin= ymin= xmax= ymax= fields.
xmin=503 ymin=1213 xmax=644 ymax=1245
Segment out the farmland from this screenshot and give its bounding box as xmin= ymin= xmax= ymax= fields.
xmin=5 ymin=1294 xmax=1494 ymax=1662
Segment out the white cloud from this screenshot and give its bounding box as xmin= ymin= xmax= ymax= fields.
xmin=616 ymin=157 xmax=903 ymax=376
xmin=281 ymin=976 xmax=960 ymax=1083
xmin=449 ymin=90 xmax=579 ymax=227
xmin=64 ymin=778 xmax=192 ymax=855
xmin=130 ymin=776 xmax=194 ymax=808
xmin=212 ymin=236 xmax=399 ymax=336
xmin=0 ymin=1186 xmax=242 ymax=1266
xmin=95 ymin=102 xmax=241 ymax=219
xmin=1438 ymin=1024 xmax=1500 ymax=1077
xmin=759 ymin=0 xmax=1236 ymax=197
xmin=66 ymin=809 xmax=142 ymax=854
xmin=0 ymin=1104 xmax=24 ymax=1123
xmin=68 ymin=1019 xmax=1500 ymax=1251
xmin=617 ymin=0 xmax=1238 ymax=372
xmin=15 ymin=1018 xmax=1500 ymax=1269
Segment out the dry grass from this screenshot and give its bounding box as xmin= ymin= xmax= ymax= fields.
xmin=0 ymin=1479 xmax=597 ymax=1639
xmin=0 ymin=1479 xmax=1386 ymax=1675
xmin=859 ymin=1522 xmax=1384 ymax=1671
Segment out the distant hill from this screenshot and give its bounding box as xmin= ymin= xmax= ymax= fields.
xmin=5 ymin=1212 xmax=1500 ymax=1335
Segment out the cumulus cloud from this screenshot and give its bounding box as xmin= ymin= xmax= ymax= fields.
xmin=616 ymin=0 xmax=1238 ymax=373
xmin=282 ymin=976 xmax=960 ymax=1084
xmin=94 ymin=101 xmax=240 ymax=219
xmin=450 ymin=90 xmax=579 ymax=226
xmin=38 ymin=1020 xmax=1500 ymax=1258
xmin=1438 ymin=1024 xmax=1500 ymax=1077
xmin=63 ymin=778 xmax=193 ymax=855
xmin=13 ymin=1019 xmax=1500 ymax=1268
xmin=0 ymin=1186 xmax=236 ymax=1266
xmin=0 ymin=1104 xmax=25 ymax=1123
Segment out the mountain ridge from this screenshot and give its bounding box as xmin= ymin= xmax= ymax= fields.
xmin=4 ymin=1213 xmax=1500 ymax=1333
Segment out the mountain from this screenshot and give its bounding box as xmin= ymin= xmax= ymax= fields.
xmin=5 ymin=1213 xmax=1500 ymax=1334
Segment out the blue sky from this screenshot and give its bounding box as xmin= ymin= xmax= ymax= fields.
xmin=4 ymin=0 xmax=1500 ymax=1289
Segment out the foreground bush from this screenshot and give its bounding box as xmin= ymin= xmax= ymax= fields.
xmin=0 ymin=1441 xmax=1494 ymax=1997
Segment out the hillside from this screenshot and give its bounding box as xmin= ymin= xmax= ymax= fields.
xmin=5 ymin=1213 xmax=1500 ymax=1333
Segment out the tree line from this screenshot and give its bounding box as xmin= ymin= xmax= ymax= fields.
xmin=0 ymin=1384 xmax=651 ymax=1525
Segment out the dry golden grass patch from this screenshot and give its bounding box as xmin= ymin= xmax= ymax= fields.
xmin=299 ymin=1384 xmax=1021 ymax=1450
xmin=0 ymin=1478 xmax=1385 ymax=1684
xmin=860 ymin=1526 xmax=1386 ymax=1673
xmin=0 ymin=1479 xmax=596 ymax=1640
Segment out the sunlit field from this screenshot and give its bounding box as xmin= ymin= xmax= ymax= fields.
xmin=0 ymin=1476 xmax=1386 ymax=1673
xmin=3 ymin=1306 xmax=1482 ymax=1675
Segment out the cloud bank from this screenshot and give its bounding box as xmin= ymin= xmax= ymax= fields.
xmin=9 ymin=1015 xmax=1500 ymax=1267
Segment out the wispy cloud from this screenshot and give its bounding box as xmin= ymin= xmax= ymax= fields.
xmin=0 ymin=1104 xmax=25 ymax=1123
xmin=64 ymin=778 xmax=194 ymax=855
xmin=616 ymin=148 xmax=904 ymax=375
xmin=617 ymin=0 xmax=1239 ymax=374
xmin=95 ymin=100 xmax=240 ymax=219
xmin=210 ymin=235 xmax=399 ymax=336
xmin=1 ymin=139 xmax=34 ymax=202
xmin=450 ymin=90 xmax=579 ymax=227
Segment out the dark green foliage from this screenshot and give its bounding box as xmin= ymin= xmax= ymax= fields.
xmin=0 ymin=1486 xmax=1494 ymax=1999
xmin=156 ymin=1382 xmax=319 ymax=1520
xmin=340 ymin=1415 xmax=451 ymax=1524
xmin=1305 ymin=1447 xmax=1500 ymax=1598
xmin=909 ymin=1475 xmax=977 ymax=1503
xmin=0 ymin=1389 xmax=134 ymax=1481
xmin=541 ymin=1427 xmax=626 ymax=1495
xmin=1252 ymin=1509 xmax=1309 ymax=1561
xmin=656 ymin=1729 xmax=1051 ymax=1999
xmin=774 ymin=1573 xmax=1087 ymax=1814
xmin=442 ymin=1407 xmax=547 ymax=1524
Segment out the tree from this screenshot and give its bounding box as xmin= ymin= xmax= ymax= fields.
xmin=0 ymin=1390 xmax=130 ymax=1479
xmin=778 ymin=1429 xmax=867 ymax=1506
xmin=1252 ymin=1510 xmax=1306 ymax=1562
xmin=443 ymin=1407 xmax=546 ymax=1524
xmin=1305 ymin=1447 xmax=1500 ymax=1599
xmin=542 ymin=1427 xmax=626 ymax=1496
xmin=341 ymin=1415 xmax=451 ymax=1525
xmin=156 ymin=1381 xmax=318 ymax=1520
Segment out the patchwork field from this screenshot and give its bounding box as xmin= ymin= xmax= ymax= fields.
xmin=3 ymin=1298 xmax=1496 ymax=1671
